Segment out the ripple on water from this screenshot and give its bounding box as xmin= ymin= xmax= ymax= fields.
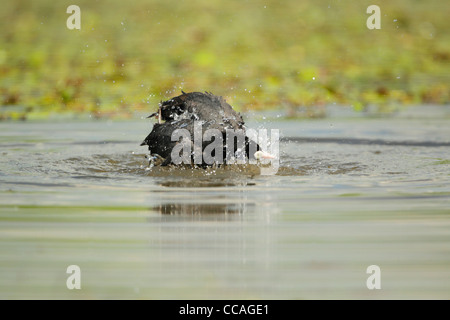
xmin=52 ymin=150 xmax=366 ymax=187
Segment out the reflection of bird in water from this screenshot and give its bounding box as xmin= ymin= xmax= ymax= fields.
xmin=141 ymin=91 xmax=273 ymax=166
xmin=154 ymin=203 xmax=243 ymax=215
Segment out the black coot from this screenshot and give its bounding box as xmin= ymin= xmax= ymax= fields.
xmin=141 ymin=91 xmax=261 ymax=166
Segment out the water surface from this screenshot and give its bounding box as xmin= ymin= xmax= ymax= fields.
xmin=0 ymin=113 xmax=449 ymax=299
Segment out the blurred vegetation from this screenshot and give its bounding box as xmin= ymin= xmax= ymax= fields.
xmin=0 ymin=0 xmax=449 ymax=120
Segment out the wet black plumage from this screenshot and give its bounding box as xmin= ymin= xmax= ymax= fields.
xmin=141 ymin=91 xmax=259 ymax=166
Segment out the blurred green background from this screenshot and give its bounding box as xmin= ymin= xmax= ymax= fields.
xmin=0 ymin=0 xmax=449 ymax=120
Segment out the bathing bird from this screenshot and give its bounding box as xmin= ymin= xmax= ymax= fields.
xmin=141 ymin=91 xmax=273 ymax=166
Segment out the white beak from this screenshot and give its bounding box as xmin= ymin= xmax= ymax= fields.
xmin=254 ymin=151 xmax=276 ymax=160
